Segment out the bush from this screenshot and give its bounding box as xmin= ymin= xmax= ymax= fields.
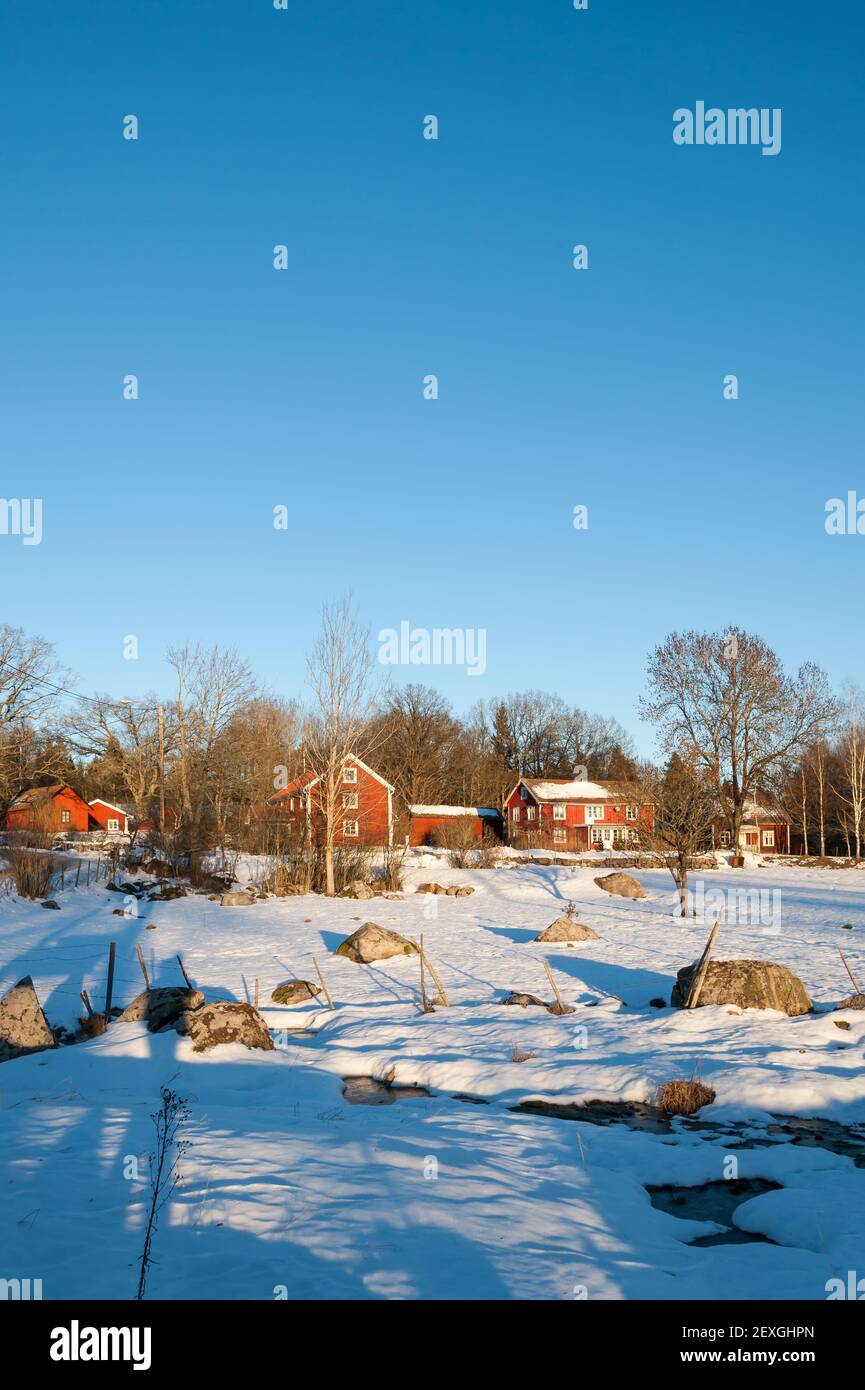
xmin=429 ymin=817 xmax=480 ymax=868
xmin=656 ymin=1079 xmax=716 ymax=1116
xmin=380 ymin=842 xmax=407 ymax=892
xmin=6 ymin=847 xmax=63 ymax=900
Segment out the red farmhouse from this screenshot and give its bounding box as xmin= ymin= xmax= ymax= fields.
xmin=711 ymin=797 xmax=790 ymax=855
xmin=88 ymin=799 xmax=131 ymax=834
xmin=409 ymin=805 xmax=503 ymax=847
xmin=266 ymin=755 xmax=394 ymax=847
xmin=504 ymin=776 xmax=654 ymax=852
xmin=4 ymin=784 xmax=94 ymax=833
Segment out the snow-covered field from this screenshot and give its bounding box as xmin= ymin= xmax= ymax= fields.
xmin=1 ymin=853 xmax=864 ymax=1301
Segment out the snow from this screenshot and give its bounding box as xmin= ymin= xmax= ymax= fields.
xmin=409 ymin=805 xmax=498 ymax=818
xmin=1 ymin=855 xmax=864 ymax=1300
xmin=524 ymin=778 xmax=614 ymax=801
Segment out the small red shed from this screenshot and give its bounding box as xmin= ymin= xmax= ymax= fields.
xmin=4 ymin=784 xmax=94 ymax=833
xmin=88 ymin=799 xmax=130 ymax=834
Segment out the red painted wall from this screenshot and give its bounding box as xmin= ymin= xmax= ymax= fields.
xmin=89 ymin=801 xmax=128 ymax=832
xmin=6 ymin=786 xmax=92 ymax=832
xmin=269 ymin=760 xmax=392 ymax=846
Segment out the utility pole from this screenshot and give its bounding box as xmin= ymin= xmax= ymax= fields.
xmin=157 ymin=703 xmax=165 ymax=832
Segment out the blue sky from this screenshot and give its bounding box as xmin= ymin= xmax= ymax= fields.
xmin=1 ymin=0 xmax=862 ymax=755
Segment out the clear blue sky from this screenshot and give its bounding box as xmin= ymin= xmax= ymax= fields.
xmin=1 ymin=0 xmax=862 ymax=755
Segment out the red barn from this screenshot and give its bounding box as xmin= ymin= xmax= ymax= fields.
xmin=266 ymin=755 xmax=394 ymax=847
xmin=88 ymin=799 xmax=130 ymax=834
xmin=504 ymin=776 xmax=654 ymax=851
xmin=409 ymin=805 xmax=503 ymax=847
xmin=4 ymin=784 xmax=94 ymax=834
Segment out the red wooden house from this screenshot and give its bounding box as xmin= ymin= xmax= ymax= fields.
xmin=504 ymin=776 xmax=654 ymax=851
xmin=88 ymin=799 xmax=131 ymax=834
xmin=266 ymin=755 xmax=394 ymax=847
xmin=4 ymin=784 xmax=94 ymax=833
xmin=408 ymin=805 xmax=503 ymax=847
xmin=711 ymin=798 xmax=790 ymax=855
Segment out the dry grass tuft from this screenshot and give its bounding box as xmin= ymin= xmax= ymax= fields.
xmin=656 ymin=1078 xmax=716 ymax=1115
xmin=511 ymin=1046 xmax=537 ymax=1064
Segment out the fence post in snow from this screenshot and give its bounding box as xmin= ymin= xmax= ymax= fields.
xmin=104 ymin=942 xmax=117 ymax=1019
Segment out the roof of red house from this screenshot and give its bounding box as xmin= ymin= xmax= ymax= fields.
xmin=410 ymin=805 xmax=502 ymax=818
xmin=512 ymin=777 xmax=642 ymax=804
xmin=89 ymin=799 xmax=129 ymax=816
xmin=7 ymin=783 xmax=75 ymax=810
xmin=268 ymin=756 xmax=394 ymax=804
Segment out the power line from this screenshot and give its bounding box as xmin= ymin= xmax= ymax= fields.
xmin=0 ymin=660 xmax=153 ymax=714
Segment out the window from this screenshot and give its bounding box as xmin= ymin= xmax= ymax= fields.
xmin=628 ymin=828 xmax=638 ymax=842
xmin=586 ymin=804 xmax=603 ymax=822
xmin=512 ymin=807 xmax=520 ymax=821
xmin=342 ymin=792 xmax=358 ymax=809
xmin=553 ymin=827 xmax=566 ymax=844
xmin=719 ymin=830 xmax=731 ymax=847
xmin=61 ymin=809 xmax=71 ymax=824
xmin=762 ymin=829 xmax=775 ymax=847
xmin=553 ymin=805 xmax=566 ymax=821
xmin=343 ymin=766 xmax=358 ymax=784
xmin=343 ymin=819 xmax=359 ymax=837
xmin=626 ymin=804 xmax=637 ymax=821
xmin=602 ymin=826 xmax=612 ymax=843
xmin=520 ymin=785 xmax=528 ymax=801
xmin=107 ymin=818 xmax=119 ymax=831
xmin=527 ymin=806 xmax=536 ymax=821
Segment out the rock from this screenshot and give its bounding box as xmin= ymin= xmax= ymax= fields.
xmin=0 ymin=977 xmax=56 ymax=1062
xmin=146 ymin=923 xmax=157 ymax=930
xmin=837 ymin=993 xmax=865 ymax=1010
xmin=147 ymin=885 xmax=187 ymax=902
xmin=219 ymin=891 xmax=253 ymax=907
xmin=271 ymin=980 xmax=322 ymax=1006
xmin=341 ymin=879 xmax=376 ymax=900
xmin=671 ymin=959 xmax=812 ymax=1016
xmin=446 ymin=886 xmax=460 ymax=896
xmin=502 ymin=991 xmax=547 ymax=1008
xmin=455 ymin=886 xmax=475 ymax=897
xmin=535 ymin=916 xmax=599 ymax=943
xmin=335 ymin=923 xmax=419 ymax=963
xmin=835 ymin=1020 xmax=851 ymax=1030
xmin=842 ymin=923 xmax=854 ymax=930
xmin=416 ymin=883 xmax=447 ymax=895
xmin=593 ymin=872 xmax=646 ymax=900
xmin=385 ymin=893 xmax=404 ymax=901
xmin=117 ymin=986 xmax=204 ymax=1032
xmin=41 ymin=900 xmax=60 ymax=910
xmin=649 ymin=997 xmax=667 ymax=1008
xmin=185 ymin=1001 xmax=274 ymax=1053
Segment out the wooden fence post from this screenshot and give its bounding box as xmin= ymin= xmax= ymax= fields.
xmin=104 ymin=941 xmax=117 ymax=1019
xmin=135 ymin=943 xmax=150 ymax=991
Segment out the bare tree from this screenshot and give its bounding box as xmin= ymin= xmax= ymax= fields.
xmin=635 ymin=755 xmax=715 ymax=915
xmin=0 ymin=625 xmax=68 ymax=807
xmin=641 ymin=628 xmax=837 ymax=857
xmin=65 ymin=696 xmax=166 ymax=825
xmin=304 ymin=600 xmax=386 ymax=895
xmin=833 ymin=685 xmax=865 ymax=861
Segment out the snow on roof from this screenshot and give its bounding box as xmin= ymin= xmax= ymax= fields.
xmin=410 ymin=805 xmax=501 ymax=818
xmin=523 ymin=778 xmax=615 ymax=802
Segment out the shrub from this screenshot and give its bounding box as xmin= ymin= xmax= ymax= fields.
xmin=656 ymin=1078 xmax=716 ymax=1116
xmin=6 ymin=847 xmax=63 ymax=900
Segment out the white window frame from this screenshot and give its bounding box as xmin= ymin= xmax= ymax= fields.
xmin=602 ymin=826 xmax=613 ymax=843
xmin=512 ymin=807 xmax=520 ymax=821
xmin=586 ymin=804 xmax=604 ymax=822
xmin=626 ymin=804 xmax=637 ymax=821
xmin=762 ymin=829 xmax=775 ymax=847
xmin=61 ymin=809 xmax=71 ymax=824
xmin=343 ymin=766 xmax=358 ymax=784
xmin=553 ymin=805 xmax=567 ymax=821
xmin=107 ymin=818 xmax=119 ymax=831
xmin=527 ymin=806 xmax=536 ymax=821
xmin=342 ymin=792 xmax=358 ymax=809
xmin=343 ymin=819 xmax=359 ymax=837
xmin=719 ymin=830 xmax=731 ymax=847
xmin=553 ymin=826 xmax=566 ymax=844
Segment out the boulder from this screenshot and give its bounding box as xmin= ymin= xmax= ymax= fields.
xmin=335 ymin=923 xmax=419 ymax=963
xmin=341 ymin=880 xmax=376 ymax=900
xmin=502 ymin=991 xmax=547 ymax=1008
xmin=271 ymin=980 xmax=322 ymax=1006
xmin=147 ymin=885 xmax=187 ymax=902
xmin=535 ymin=916 xmax=598 ymax=943
xmin=117 ymin=986 xmax=204 ymax=1032
xmin=671 ymin=959 xmax=812 ymax=1015
xmin=593 ymin=872 xmax=645 ymax=900
xmin=219 ymin=891 xmax=253 ymax=907
xmin=837 ymin=993 xmax=865 ymax=1010
xmin=185 ymin=1001 xmax=275 ymax=1053
xmin=0 ymin=976 xmax=56 ymax=1062
xmin=416 ymin=883 xmax=447 ymax=895
xmin=41 ymin=900 xmax=61 ymax=910
xmin=455 ymin=886 xmax=475 ymax=897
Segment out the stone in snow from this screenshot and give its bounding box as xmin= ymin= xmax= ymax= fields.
xmin=335 ymin=923 xmax=419 ymax=963
xmin=0 ymin=976 xmax=56 ymax=1062
xmin=535 ymin=916 xmax=599 ymax=943
xmin=185 ymin=1001 xmax=275 ymax=1053
xmin=593 ymin=872 xmax=646 ymax=900
xmin=671 ymin=959 xmax=812 ymax=1015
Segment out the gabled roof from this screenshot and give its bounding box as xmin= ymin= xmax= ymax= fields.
xmin=507 ymin=776 xmax=638 ymax=804
xmin=89 ymin=799 xmax=129 ymax=817
xmin=268 ymin=755 xmax=394 ymax=805
xmin=7 ymin=783 xmax=77 ymax=810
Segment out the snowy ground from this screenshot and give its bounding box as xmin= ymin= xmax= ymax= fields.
xmin=1 ymin=853 xmax=864 ymax=1300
